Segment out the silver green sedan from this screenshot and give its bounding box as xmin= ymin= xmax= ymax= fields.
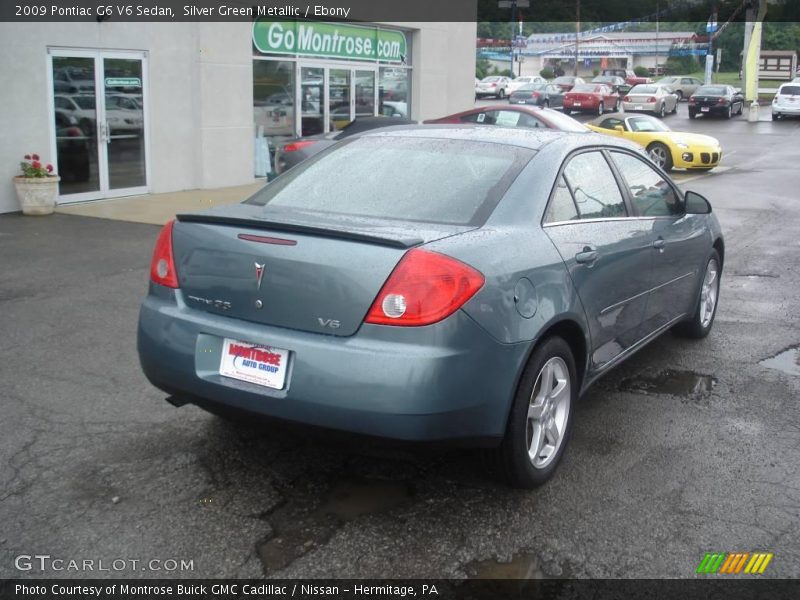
xmin=138 ymin=126 xmax=724 ymax=488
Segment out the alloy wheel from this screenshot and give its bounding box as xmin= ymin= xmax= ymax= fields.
xmin=526 ymin=357 xmax=571 ymax=469
xmin=648 ymin=145 xmax=668 ymax=168
xmin=700 ymin=258 xmax=720 ymax=328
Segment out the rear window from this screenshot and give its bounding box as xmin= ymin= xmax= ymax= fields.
xmin=630 ymin=86 xmax=657 ymax=94
xmin=571 ymin=84 xmax=598 ymax=93
xmin=779 ymin=85 xmax=800 ymax=95
xmin=246 ymin=136 xmax=535 ymax=226
xmin=695 ymin=86 xmax=726 ymax=95
xmin=518 ymin=84 xmax=547 ymax=92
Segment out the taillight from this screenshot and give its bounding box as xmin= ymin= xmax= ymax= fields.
xmin=623 ymin=95 xmax=630 ymax=102
xmin=718 ymin=97 xmax=727 ymax=104
xmin=150 ymin=219 xmax=179 ymax=288
xmin=283 ymin=140 xmax=315 ymax=152
xmin=490 ymin=83 xmax=497 ymax=87
xmin=688 ymin=97 xmax=696 ymax=104
xmin=364 ymin=249 xmax=484 ymax=327
xmin=647 ymin=96 xmax=657 ymax=103
xmin=531 ymin=91 xmax=540 ymax=98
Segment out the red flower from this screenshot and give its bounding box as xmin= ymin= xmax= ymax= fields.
xmin=46 ymin=164 xmax=53 ymax=172
xmin=24 ymin=154 xmax=31 ymax=160
xmin=32 ymin=161 xmax=41 ymax=169
xmin=32 ymin=153 xmax=40 ymax=161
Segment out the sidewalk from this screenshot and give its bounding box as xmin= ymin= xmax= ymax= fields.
xmin=57 ymin=181 xmax=265 ymax=225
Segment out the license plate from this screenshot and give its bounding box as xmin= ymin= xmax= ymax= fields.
xmin=574 ymin=102 xmax=581 ymax=107
xmin=701 ymin=107 xmax=710 ymax=112
xmin=634 ymin=105 xmax=643 ymax=110
xmin=219 ymin=338 xmax=289 ymax=390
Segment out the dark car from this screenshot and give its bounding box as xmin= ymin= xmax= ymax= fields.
xmin=424 ymin=105 xmax=588 ymax=132
xmin=508 ymin=83 xmax=565 ymax=109
xmin=590 ymin=75 xmax=631 ymax=95
xmin=689 ymin=85 xmax=745 ymax=119
xmin=274 ymin=115 xmax=416 ymax=174
xmin=138 ymin=126 xmax=724 ymax=488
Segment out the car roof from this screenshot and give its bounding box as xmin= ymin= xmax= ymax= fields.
xmin=361 ymin=124 xmax=638 ymax=153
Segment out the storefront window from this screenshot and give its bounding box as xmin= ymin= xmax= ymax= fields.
xmin=379 ymin=67 xmax=409 ymax=118
xmin=253 ymin=60 xmax=295 ymax=176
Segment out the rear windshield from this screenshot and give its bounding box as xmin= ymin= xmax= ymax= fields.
xmin=571 ymin=84 xmax=599 ymax=93
xmin=630 ymin=86 xmax=657 ymax=94
xmin=518 ymin=83 xmax=547 ymax=92
xmin=695 ymin=86 xmax=726 ymax=95
xmin=246 ymin=136 xmax=535 ymax=226
xmin=779 ymin=85 xmax=800 ymax=95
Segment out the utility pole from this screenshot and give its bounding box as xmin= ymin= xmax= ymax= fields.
xmin=574 ymin=0 xmax=580 ymax=77
xmin=705 ymin=6 xmax=718 ymax=84
xmin=655 ymin=0 xmax=660 ymax=76
xmin=510 ymin=0 xmax=516 ymax=76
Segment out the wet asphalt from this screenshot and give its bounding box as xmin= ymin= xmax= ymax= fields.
xmin=1 ymin=104 xmax=799 ymax=580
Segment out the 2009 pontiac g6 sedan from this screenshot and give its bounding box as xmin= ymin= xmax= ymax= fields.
xmin=138 ymin=126 xmax=724 ymax=488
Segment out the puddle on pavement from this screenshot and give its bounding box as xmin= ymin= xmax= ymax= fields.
xmin=258 ymin=478 xmax=414 ymax=574
xmin=619 ymin=369 xmax=716 ymax=396
xmin=465 ymin=552 xmax=569 ymax=579
xmin=760 ymin=346 xmax=800 ymax=377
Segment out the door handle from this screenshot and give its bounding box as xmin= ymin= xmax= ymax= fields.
xmin=575 ymin=246 xmax=598 ymax=264
xmin=653 ymin=237 xmax=666 ymax=251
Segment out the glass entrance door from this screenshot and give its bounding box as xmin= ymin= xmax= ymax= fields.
xmin=49 ymin=50 xmax=148 ymax=203
xmin=295 ymin=63 xmax=378 ymax=137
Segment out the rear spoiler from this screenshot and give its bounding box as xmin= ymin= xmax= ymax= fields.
xmin=175 ymin=213 xmax=423 ymax=249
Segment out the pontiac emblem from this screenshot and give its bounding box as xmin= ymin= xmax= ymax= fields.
xmin=254 ymin=262 xmax=266 ymax=290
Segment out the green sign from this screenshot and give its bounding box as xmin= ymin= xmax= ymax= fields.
xmin=105 ymin=77 xmax=141 ymax=87
xmin=253 ymin=20 xmax=407 ymax=63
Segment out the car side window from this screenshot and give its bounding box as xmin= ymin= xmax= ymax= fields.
xmin=681 ymin=78 xmax=693 ymax=84
xmin=461 ymin=111 xmax=497 ymax=125
xmin=599 ymin=117 xmax=624 ymax=130
xmin=544 ymin=175 xmax=579 ymax=223
xmin=562 ymin=152 xmax=627 ymax=219
xmin=516 ymin=113 xmax=546 ymax=129
xmin=610 ymin=152 xmax=683 ymax=217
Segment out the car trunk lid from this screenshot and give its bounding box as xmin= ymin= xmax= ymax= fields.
xmin=171 ymin=204 xmax=475 ymax=337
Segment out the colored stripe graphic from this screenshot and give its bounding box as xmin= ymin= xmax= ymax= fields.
xmin=698 ymin=552 xmax=772 ymax=574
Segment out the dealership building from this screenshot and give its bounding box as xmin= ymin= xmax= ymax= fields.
xmin=0 ymin=20 xmax=475 ymax=213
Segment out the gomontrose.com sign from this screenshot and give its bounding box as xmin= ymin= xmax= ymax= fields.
xmin=252 ymin=20 xmax=407 ymax=63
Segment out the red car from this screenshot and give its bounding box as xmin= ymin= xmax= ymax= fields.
xmin=424 ymin=104 xmax=588 ymax=132
xmin=563 ymin=84 xmax=620 ymax=115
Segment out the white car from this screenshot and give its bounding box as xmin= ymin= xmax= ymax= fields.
xmin=507 ymin=76 xmax=547 ymax=95
xmin=772 ymin=82 xmax=800 ymax=120
xmin=475 ymin=76 xmax=512 ymax=99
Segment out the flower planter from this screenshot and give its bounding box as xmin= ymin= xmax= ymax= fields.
xmin=14 ymin=176 xmax=60 ymax=216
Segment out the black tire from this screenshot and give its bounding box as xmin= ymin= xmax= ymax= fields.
xmin=675 ymin=90 xmax=684 ymax=101
xmin=658 ymin=103 xmax=666 ymax=118
xmin=597 ymin=102 xmax=604 ymax=115
xmin=774 ymin=112 xmax=782 ymax=120
xmin=498 ymin=89 xmax=506 ymax=99
xmin=647 ymin=141 xmax=673 ymax=172
xmin=725 ymin=105 xmax=732 ymax=119
xmin=543 ymin=99 xmax=549 ymax=108
xmin=737 ymin=102 xmax=743 ymax=115
xmin=674 ymin=249 xmax=722 ymax=339
xmin=494 ymin=336 xmax=577 ymax=489
xmin=689 ymin=110 xmax=697 ymax=119
xmin=671 ymin=100 xmax=678 ymax=114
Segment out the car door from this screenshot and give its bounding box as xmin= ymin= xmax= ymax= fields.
xmin=542 ymin=150 xmax=654 ymax=371
xmin=608 ymin=150 xmax=710 ymax=332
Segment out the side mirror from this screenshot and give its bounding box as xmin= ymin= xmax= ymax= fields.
xmin=685 ymin=190 xmax=712 ymax=214
xmin=614 ymin=125 xmax=625 ymax=132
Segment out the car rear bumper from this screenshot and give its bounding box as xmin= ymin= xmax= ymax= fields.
xmin=773 ymin=104 xmax=800 ymax=115
xmin=622 ymin=101 xmax=658 ymax=113
xmin=689 ymin=105 xmax=728 ymax=115
xmin=137 ymin=287 xmax=528 ymax=442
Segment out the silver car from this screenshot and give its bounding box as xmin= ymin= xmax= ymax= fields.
xmin=623 ymin=84 xmax=679 ymax=118
xmin=656 ymin=76 xmax=704 ymax=101
xmin=476 ymin=76 xmax=512 ymax=99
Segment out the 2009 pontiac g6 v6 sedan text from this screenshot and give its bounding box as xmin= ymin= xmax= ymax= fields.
xmin=138 ymin=126 xmax=724 ymax=488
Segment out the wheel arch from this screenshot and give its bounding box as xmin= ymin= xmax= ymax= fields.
xmin=713 ymin=237 xmax=725 ymax=269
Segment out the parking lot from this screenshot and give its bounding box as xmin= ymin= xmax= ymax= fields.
xmin=1 ymin=106 xmax=799 ymax=580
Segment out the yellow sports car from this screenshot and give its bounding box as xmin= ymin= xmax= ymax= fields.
xmin=586 ymin=112 xmax=722 ymax=172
